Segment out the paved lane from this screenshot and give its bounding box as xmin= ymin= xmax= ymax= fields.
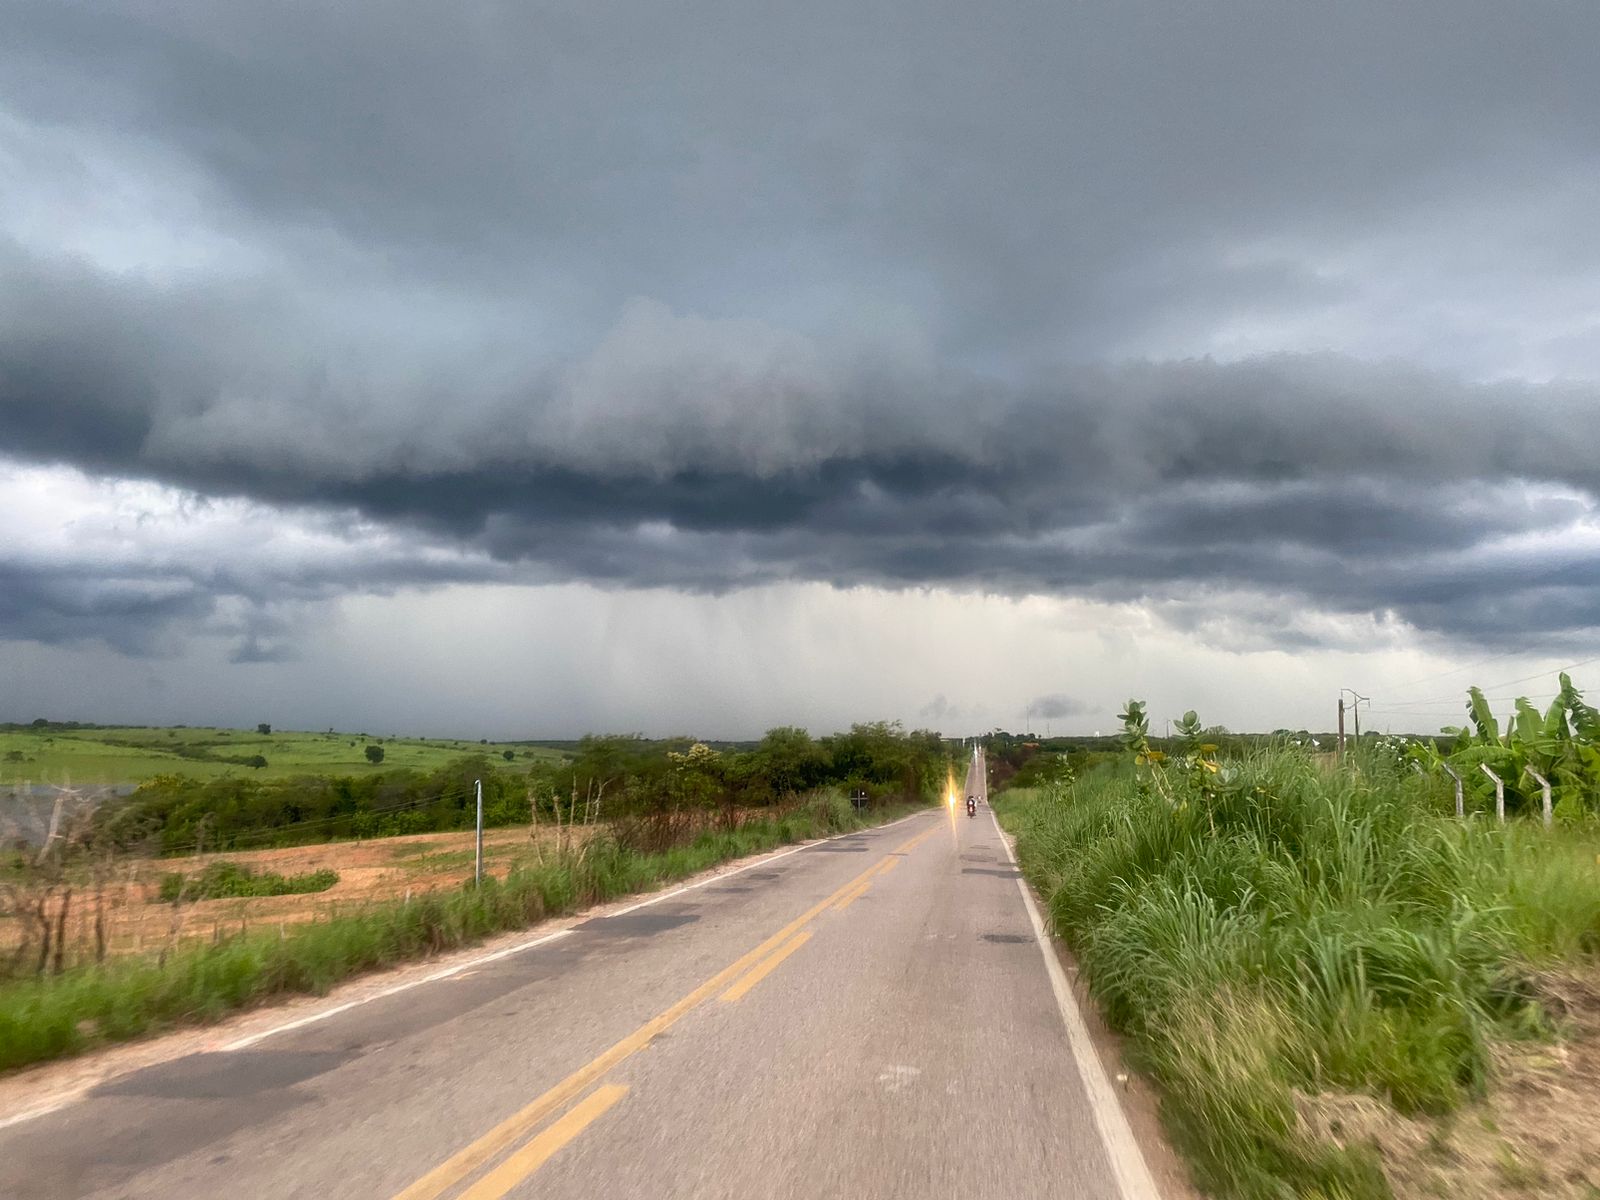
xmin=1 ymin=762 xmax=1156 ymax=1199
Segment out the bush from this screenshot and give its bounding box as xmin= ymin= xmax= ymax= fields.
xmin=158 ymin=862 xmax=340 ymax=902
xmin=364 ymin=745 xmax=385 ymax=764
xmin=999 ymin=749 xmax=1600 ymax=1200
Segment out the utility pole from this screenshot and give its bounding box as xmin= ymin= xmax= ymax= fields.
xmin=1337 ymin=697 xmax=1346 ymax=762
xmin=1339 ymin=689 xmax=1368 ymax=753
xmin=474 ymin=778 xmax=484 ymax=887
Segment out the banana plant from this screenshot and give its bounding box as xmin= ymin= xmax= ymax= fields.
xmin=1434 ymin=673 xmax=1600 ymax=818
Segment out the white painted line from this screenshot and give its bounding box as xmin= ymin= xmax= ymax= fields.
xmin=0 ymin=1103 xmax=67 ymax=1132
xmin=0 ymin=807 xmax=942 ymax=1132
xmin=606 ymin=808 xmax=933 ymax=916
xmin=224 ymin=809 xmax=934 ymax=1050
xmin=221 ymin=928 xmax=574 ymax=1051
xmin=990 ymin=806 xmax=1162 ymax=1200
xmin=606 ymin=844 xmax=810 ymax=916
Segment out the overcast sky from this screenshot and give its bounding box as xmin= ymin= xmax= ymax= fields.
xmin=4 ymin=1 xmax=1599 ymax=740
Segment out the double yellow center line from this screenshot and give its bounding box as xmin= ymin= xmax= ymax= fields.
xmin=390 ymin=816 xmax=942 ymax=1200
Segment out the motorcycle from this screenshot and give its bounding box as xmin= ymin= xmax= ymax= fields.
xmin=966 ymin=796 xmax=976 ymax=818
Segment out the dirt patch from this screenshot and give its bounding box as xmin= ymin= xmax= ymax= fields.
xmin=0 ymin=824 xmax=597 ymax=965
xmin=1298 ymin=968 xmax=1600 ymax=1199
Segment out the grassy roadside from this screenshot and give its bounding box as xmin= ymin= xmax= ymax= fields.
xmin=996 ymin=752 xmax=1600 ymax=1200
xmin=0 ymin=794 xmax=929 ymax=1074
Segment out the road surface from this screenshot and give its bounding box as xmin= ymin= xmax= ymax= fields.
xmin=0 ymin=751 xmax=1156 ymax=1199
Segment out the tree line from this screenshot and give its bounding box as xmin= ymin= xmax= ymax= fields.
xmin=100 ymin=722 xmax=948 ymax=855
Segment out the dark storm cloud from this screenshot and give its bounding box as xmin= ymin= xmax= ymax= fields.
xmin=0 ymin=562 xmax=211 ymax=655
xmin=1027 ymin=695 xmax=1095 ymax=721
xmin=7 ymin=2 xmax=1598 ymax=357
xmin=3 ymin=0 xmax=1600 ymax=653
xmin=5 ymin=239 xmax=1600 ymax=647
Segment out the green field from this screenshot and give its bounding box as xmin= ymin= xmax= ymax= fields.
xmin=0 ymin=725 xmax=567 ymax=787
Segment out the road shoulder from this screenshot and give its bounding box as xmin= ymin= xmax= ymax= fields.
xmin=988 ymin=803 xmax=1200 ymax=1200
xmin=0 ymin=810 xmax=931 ymax=1131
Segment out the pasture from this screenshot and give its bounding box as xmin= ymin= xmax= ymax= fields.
xmin=0 ymin=724 xmax=566 ymax=787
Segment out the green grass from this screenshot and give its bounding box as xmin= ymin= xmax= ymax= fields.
xmin=0 ymin=794 xmax=929 ymax=1073
xmin=157 ymin=862 xmax=341 ymax=902
xmin=0 ymin=726 xmax=566 ymax=786
xmin=997 ymin=751 xmax=1600 ymax=1200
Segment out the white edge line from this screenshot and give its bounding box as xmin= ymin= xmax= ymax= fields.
xmin=990 ymin=806 xmax=1163 ymax=1200
xmin=216 ymin=807 xmax=934 ymax=1050
xmin=220 ymin=927 xmax=577 ymax=1051
xmin=607 ymin=807 xmax=932 ymax=916
xmin=0 ymin=1103 xmax=66 ymax=1132
xmin=1 ymin=806 xmax=940 ymax=1127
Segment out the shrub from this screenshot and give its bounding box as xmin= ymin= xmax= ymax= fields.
xmin=999 ymin=747 xmax=1600 ymax=1200
xmin=365 ymin=745 xmax=385 ymax=764
xmin=158 ymin=862 xmax=340 ymax=902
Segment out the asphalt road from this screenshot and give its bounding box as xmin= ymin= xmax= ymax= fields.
xmin=0 ymin=750 xmax=1156 ymax=1199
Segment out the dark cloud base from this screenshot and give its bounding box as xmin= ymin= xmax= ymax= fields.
xmin=4 ymin=252 xmax=1598 ymax=653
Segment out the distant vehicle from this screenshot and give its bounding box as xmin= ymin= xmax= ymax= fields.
xmin=966 ymin=795 xmax=976 ymax=817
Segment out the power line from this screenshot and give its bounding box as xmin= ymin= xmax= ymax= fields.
xmin=1380 ymin=647 xmax=1527 ymax=693
xmin=1468 ymin=654 xmax=1600 ymax=696
xmin=1373 ymin=691 xmax=1560 ymax=709
xmin=1367 ymin=656 xmax=1600 ymax=713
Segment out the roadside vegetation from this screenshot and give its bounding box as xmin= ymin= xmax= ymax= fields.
xmin=0 ymin=722 xmax=944 ymax=1073
xmin=997 ymin=686 xmax=1600 ymax=1200
xmin=91 ymin=722 xmax=945 ymax=854
xmin=156 ymin=862 xmax=340 ymax=902
xmin=0 ymin=791 xmax=925 ymax=1073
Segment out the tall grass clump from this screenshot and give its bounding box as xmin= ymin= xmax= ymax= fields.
xmin=999 ymin=747 xmax=1600 ymax=1200
xmin=0 ymin=792 xmax=927 ymax=1073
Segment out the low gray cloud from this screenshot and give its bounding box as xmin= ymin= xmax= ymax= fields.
xmin=5 ymin=255 xmax=1600 ymax=651
xmin=1026 ymin=695 xmax=1096 ymax=722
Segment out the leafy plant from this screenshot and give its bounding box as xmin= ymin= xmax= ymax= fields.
xmin=158 ymin=862 xmax=339 ymax=902
xmin=1426 ymin=673 xmax=1600 ymax=820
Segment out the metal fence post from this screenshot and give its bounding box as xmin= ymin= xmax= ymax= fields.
xmin=475 ymin=778 xmax=484 ymax=886
xmin=1440 ymin=762 xmax=1464 ymax=819
xmin=1479 ymin=764 xmax=1504 ymax=822
xmin=1527 ymin=769 xmax=1553 ymax=828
